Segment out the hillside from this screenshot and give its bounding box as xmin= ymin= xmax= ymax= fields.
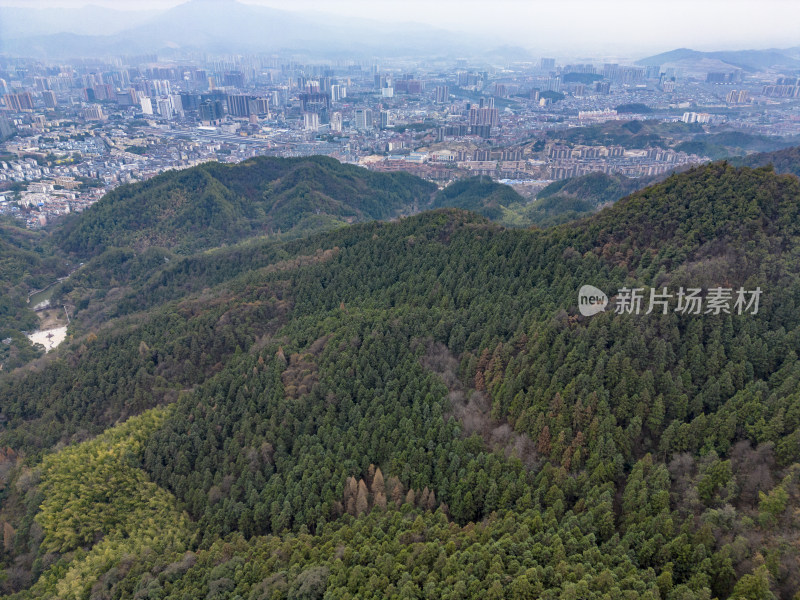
xmin=528 ymin=171 xmax=665 ymax=225
xmin=547 ymin=119 xmax=703 ymax=149
xmin=56 ymin=155 xmax=437 ymax=255
xmin=0 ymin=219 xmax=70 ymax=369
xmin=430 ymin=175 xmax=528 ymax=223
xmin=529 ymin=143 xmax=800 ymax=227
xmin=547 ymin=120 xmax=799 ymax=159
xmin=2 ymin=161 xmax=800 ymax=599
xmin=731 ymin=145 xmax=800 ymax=178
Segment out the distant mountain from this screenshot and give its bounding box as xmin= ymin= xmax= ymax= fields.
xmin=0 ymin=0 xmax=474 ymax=58
xmin=637 ymin=47 xmax=800 ymax=71
xmin=56 ymin=156 xmax=436 ymax=255
xmin=0 ymin=4 xmax=158 ymax=39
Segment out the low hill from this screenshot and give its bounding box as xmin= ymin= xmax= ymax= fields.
xmin=537 ymin=171 xmax=657 ymax=206
xmin=547 ymin=120 xmax=798 ymax=156
xmin=56 ymin=155 xmax=437 ymax=255
xmin=430 ymin=176 xmax=527 ymax=223
xmin=730 ymin=145 xmax=800 ymax=178
xmin=530 ymin=144 xmax=800 ymax=226
xmin=526 ymin=171 xmax=666 ymax=225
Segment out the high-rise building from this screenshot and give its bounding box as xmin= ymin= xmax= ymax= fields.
xmin=330 ymin=111 xmax=342 ymax=132
xmin=395 ymin=80 xmax=423 ymax=94
xmin=681 ymin=112 xmax=711 ymax=124
xmin=469 ymin=106 xmax=499 ymax=127
xmin=140 ymin=97 xmax=153 ymax=115
xmin=253 ymin=97 xmax=270 ymax=115
xmin=83 ymin=105 xmax=105 ymax=120
xmin=540 ymin=58 xmax=556 ymax=71
xmin=152 ymin=79 xmax=171 ymax=96
xmin=223 ymin=71 xmax=245 ymax=88
xmin=227 ymin=94 xmax=253 ymax=117
xmin=93 ymin=84 xmax=113 ymax=101
xmin=380 ymin=110 xmax=391 ymax=129
xmin=435 ymin=85 xmax=449 ymax=103
xmin=300 ymin=92 xmax=331 ymax=112
xmin=726 ymin=89 xmax=750 ymax=104
xmin=199 ymin=99 xmax=224 ymax=122
xmin=355 ymin=108 xmax=373 ymax=130
xmin=171 ymin=94 xmax=184 ymax=115
xmin=156 ymin=98 xmax=174 ymax=119
xmin=303 ymin=112 xmax=320 ymax=131
xmin=269 ymin=90 xmax=281 ymax=107
xmin=179 ymin=92 xmax=201 ymax=112
xmin=4 ymin=92 xmax=33 ymax=111
xmin=544 ymin=77 xmax=561 ymax=92
xmin=42 ymin=90 xmax=58 ymax=109
xmin=645 ymin=65 xmax=661 ymax=79
xmin=116 ymin=88 xmax=139 ymax=107
xmin=331 ymin=84 xmax=347 ymax=102
xmin=0 ymin=114 xmax=15 ymax=140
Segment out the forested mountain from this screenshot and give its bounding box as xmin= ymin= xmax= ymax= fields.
xmin=545 ymin=119 xmax=799 ymax=158
xmin=55 ymin=155 xmax=437 ymax=255
xmin=529 ymin=144 xmax=800 ymax=226
xmin=0 ymin=219 xmax=70 ymax=368
xmin=529 ymin=171 xmax=666 ymax=225
xmin=430 ymin=176 xmax=527 ymax=223
xmin=0 ymin=219 xmax=67 ymax=328
xmin=1 ymin=159 xmax=800 ymax=599
xmin=732 ymin=145 xmax=800 ymax=178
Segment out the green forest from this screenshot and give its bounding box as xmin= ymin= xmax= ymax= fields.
xmin=1 ymin=155 xmax=800 ymax=599
xmin=526 ymin=145 xmax=800 ymax=226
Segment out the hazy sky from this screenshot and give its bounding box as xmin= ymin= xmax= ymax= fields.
xmin=1 ymin=0 xmax=798 ymax=54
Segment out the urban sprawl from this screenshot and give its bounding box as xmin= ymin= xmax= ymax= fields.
xmin=1 ymin=54 xmax=799 ymax=228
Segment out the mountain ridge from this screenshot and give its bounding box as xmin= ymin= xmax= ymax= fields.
xmin=637 ymin=46 xmax=800 ymax=71
xmin=0 ymin=0 xmax=475 ymax=58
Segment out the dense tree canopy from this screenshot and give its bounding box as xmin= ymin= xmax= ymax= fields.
xmin=1 ymin=159 xmax=800 ymax=599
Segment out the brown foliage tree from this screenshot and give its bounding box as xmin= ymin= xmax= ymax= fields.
xmin=356 ymin=479 xmax=369 ymax=516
